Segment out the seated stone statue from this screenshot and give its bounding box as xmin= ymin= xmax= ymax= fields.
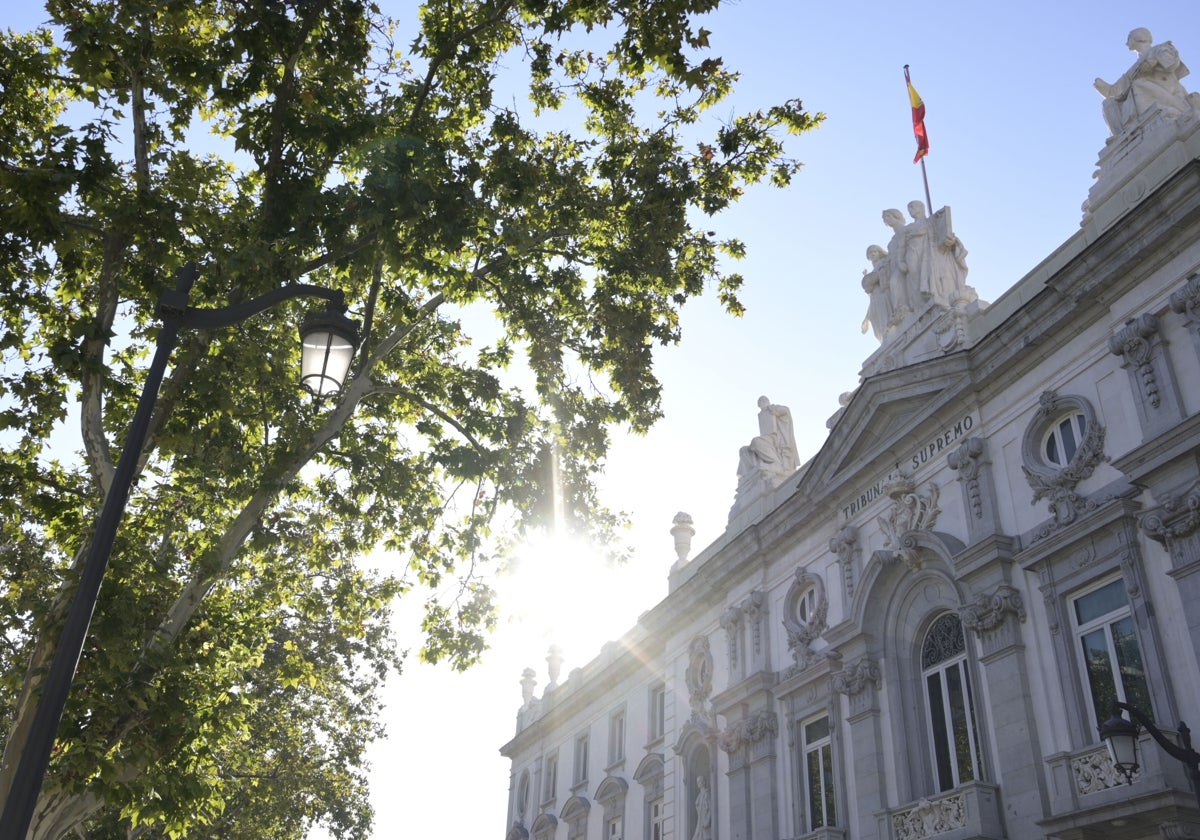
xmin=737 ymin=396 xmax=798 ymax=486
xmin=1094 ymin=28 xmax=1200 ymax=136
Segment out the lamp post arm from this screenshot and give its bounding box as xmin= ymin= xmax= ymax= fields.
xmin=1115 ymin=701 xmax=1200 ymax=767
xmin=170 ymin=282 xmax=347 ymax=331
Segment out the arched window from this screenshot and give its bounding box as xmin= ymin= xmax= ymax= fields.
xmin=921 ymin=612 xmax=981 ymax=792
xmin=1042 ymin=412 xmax=1087 ymax=466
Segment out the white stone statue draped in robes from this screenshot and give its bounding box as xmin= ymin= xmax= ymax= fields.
xmin=737 ymin=396 xmax=798 ymax=486
xmin=1094 ymin=28 xmax=1199 ymax=135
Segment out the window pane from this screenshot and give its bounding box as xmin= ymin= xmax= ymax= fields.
xmin=1045 ymin=433 xmax=1060 ymax=465
xmin=1074 ymin=579 xmax=1127 ymax=625
xmin=922 ymin=614 xmax=966 ymax=668
xmin=927 ymin=671 xmax=954 ymax=791
xmin=947 ymin=664 xmax=977 ymax=784
xmin=821 ymin=743 xmax=837 ymax=827
xmin=804 ymin=717 xmax=830 ymax=743
xmin=1112 ymin=616 xmax=1151 ymax=712
xmin=1081 ymin=627 xmax=1118 ymax=725
xmin=1060 ymin=418 xmax=1079 ymax=463
xmin=805 ymin=746 xmax=822 ymax=828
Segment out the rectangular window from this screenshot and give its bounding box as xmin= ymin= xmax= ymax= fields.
xmin=543 ymin=753 xmax=558 ymax=803
xmin=609 ymin=709 xmax=626 ymax=764
xmin=574 ymin=733 xmax=589 ymax=785
xmin=1072 ymin=577 xmax=1152 ymax=729
xmin=650 ymin=798 xmax=665 ymax=840
xmin=801 ymin=714 xmax=837 ymax=830
xmin=606 ymin=815 xmax=623 ymax=840
xmin=649 ymin=683 xmax=666 ymax=741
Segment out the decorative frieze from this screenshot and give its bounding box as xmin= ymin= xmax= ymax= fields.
xmin=891 ymin=794 xmax=967 ymax=840
xmin=1072 ymin=745 xmax=1141 ymax=794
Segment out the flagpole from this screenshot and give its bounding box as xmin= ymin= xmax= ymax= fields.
xmin=919 ymin=157 xmax=932 ymax=212
xmin=903 ymin=65 xmax=933 ymax=211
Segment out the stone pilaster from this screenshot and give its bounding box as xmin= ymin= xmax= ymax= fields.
xmin=719 ymin=709 xmax=779 ymax=840
xmin=833 ymin=657 xmax=885 ymax=840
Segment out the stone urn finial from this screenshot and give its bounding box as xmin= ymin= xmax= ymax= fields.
xmin=671 ymin=511 xmax=695 ymax=564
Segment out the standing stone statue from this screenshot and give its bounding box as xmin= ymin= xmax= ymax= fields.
xmin=692 ymin=776 xmax=712 ymax=840
xmin=882 ymin=208 xmax=916 ymax=317
xmin=906 ymin=200 xmax=969 ymax=308
xmin=1095 ymin=28 xmax=1200 ymax=135
xmin=737 ymin=396 xmax=798 ymax=485
xmin=861 ymin=244 xmax=893 ymax=340
xmin=872 ymin=203 xmax=972 ymax=337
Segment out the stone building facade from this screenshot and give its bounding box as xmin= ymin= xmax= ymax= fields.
xmin=501 ymin=29 xmax=1200 ymax=840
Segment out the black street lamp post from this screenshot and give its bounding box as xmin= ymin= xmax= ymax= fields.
xmin=1099 ymin=701 xmax=1200 ymax=810
xmin=0 ymin=263 xmax=359 ymax=839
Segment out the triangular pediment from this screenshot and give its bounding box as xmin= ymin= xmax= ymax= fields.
xmin=806 ymin=354 xmax=973 ymax=489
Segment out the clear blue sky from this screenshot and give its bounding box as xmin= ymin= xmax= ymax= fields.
xmin=7 ymin=2 xmax=1200 ymax=837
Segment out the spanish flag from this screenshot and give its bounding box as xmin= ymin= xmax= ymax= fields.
xmin=907 ymin=71 xmax=929 ymax=163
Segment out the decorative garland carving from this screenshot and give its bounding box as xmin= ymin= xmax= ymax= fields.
xmin=782 ymin=570 xmax=839 ymax=674
xmin=1021 ymin=391 xmax=1109 ymax=533
xmin=832 ymin=657 xmax=882 ymax=696
xmin=947 ymin=437 xmax=986 ymax=521
xmin=960 ymin=585 xmax=1026 ymax=634
xmin=1109 ymin=314 xmax=1163 ymax=408
xmin=891 ymin=794 xmax=967 ymax=840
xmin=829 ymin=525 xmax=860 ymax=597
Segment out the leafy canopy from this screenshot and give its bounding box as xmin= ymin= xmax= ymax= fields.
xmin=0 ymin=0 xmax=820 ymax=836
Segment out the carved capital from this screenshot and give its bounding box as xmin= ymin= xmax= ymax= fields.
xmin=832 ymin=657 xmax=882 ymax=696
xmin=1169 ymin=271 xmax=1200 ymax=321
xmin=960 ymin=585 xmax=1026 ymax=634
xmin=948 ymin=437 xmax=987 ymax=521
xmin=1139 ymin=480 xmax=1200 ymax=544
xmin=719 ymin=709 xmax=777 ymax=750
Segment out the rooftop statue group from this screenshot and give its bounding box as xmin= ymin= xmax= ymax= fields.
xmin=861 ymin=200 xmax=975 ymax=342
xmin=1094 ymin=27 xmax=1200 ymax=137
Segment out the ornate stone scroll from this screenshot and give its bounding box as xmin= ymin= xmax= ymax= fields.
xmin=878 ymin=477 xmax=940 ymax=570
xmin=829 ymin=525 xmax=860 ymax=598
